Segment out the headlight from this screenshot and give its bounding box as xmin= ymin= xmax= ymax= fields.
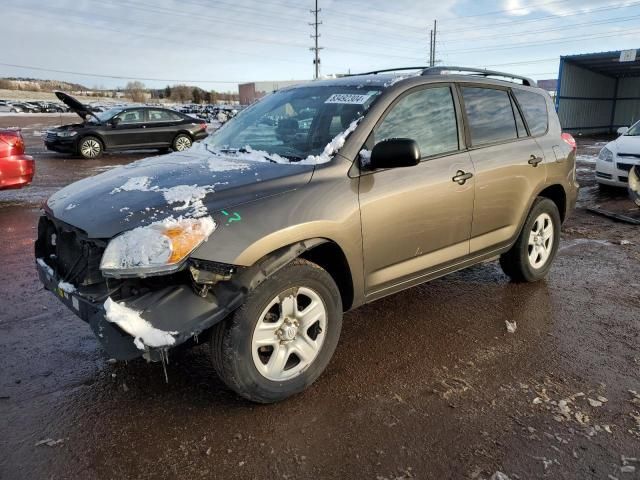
xmin=598 ymin=147 xmax=614 ymax=162
xmin=57 ymin=130 xmax=78 ymax=137
xmin=100 ymin=217 xmax=216 ymax=278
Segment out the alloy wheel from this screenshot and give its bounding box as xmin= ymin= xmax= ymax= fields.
xmin=175 ymin=136 xmax=192 ymax=151
xmin=80 ymin=139 xmax=101 ymax=158
xmin=251 ymin=287 xmax=327 ymax=381
xmin=527 ymin=212 xmax=553 ymax=269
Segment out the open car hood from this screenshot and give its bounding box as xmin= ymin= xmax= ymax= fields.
xmin=54 ymin=91 xmax=101 ymax=123
xmin=44 ymin=145 xmax=315 ymax=238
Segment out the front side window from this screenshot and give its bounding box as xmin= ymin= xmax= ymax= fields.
xmin=374 ymin=86 xmax=459 ymax=158
xmin=512 ymin=89 xmax=549 ymax=136
xmin=462 ymin=87 xmax=518 ymax=145
xmin=116 ymin=109 xmax=144 ymax=124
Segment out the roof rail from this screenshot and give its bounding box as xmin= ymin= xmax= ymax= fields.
xmin=345 ymin=67 xmax=427 ymax=77
xmin=421 ymin=66 xmax=536 ymax=87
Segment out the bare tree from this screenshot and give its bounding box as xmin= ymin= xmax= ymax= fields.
xmin=170 ymin=85 xmax=192 ymax=103
xmin=125 ymin=81 xmax=147 ymax=102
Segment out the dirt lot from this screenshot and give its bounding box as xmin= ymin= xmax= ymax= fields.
xmin=0 ymin=116 xmax=638 ymax=480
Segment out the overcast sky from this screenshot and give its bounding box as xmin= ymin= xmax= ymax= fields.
xmin=1 ymin=0 xmax=639 ymax=92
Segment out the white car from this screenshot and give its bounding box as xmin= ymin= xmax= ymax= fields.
xmin=596 ymin=121 xmax=640 ymax=187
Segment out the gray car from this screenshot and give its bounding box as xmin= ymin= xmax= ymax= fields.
xmin=35 ymin=67 xmax=578 ymax=403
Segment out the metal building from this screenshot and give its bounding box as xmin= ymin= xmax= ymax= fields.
xmin=556 ymin=49 xmax=640 ymax=134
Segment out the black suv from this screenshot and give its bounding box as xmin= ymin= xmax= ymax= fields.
xmin=44 ymin=92 xmax=208 ymax=159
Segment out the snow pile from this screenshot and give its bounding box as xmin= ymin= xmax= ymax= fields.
xmin=300 ymin=118 xmax=362 ymax=164
xmin=207 ymin=156 xmax=251 ymax=173
xmin=240 ymin=146 xmax=288 ymax=164
xmin=58 ymin=281 xmax=76 ymax=294
xmin=359 ymin=149 xmax=372 ymax=168
xmin=65 ymin=203 xmax=77 ymax=211
xmin=36 ymin=258 xmax=54 ymax=276
xmin=104 ymin=297 xmax=178 ymax=350
xmin=384 ymin=71 xmax=421 ymax=87
xmin=101 ymin=216 xmax=216 ymax=270
xmin=111 ymin=176 xmax=158 ymax=194
xmin=162 ymin=184 xmax=215 ymax=217
xmin=505 ymin=320 xmax=517 ymax=333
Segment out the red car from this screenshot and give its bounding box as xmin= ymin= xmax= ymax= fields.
xmin=0 ymin=129 xmax=34 ymax=190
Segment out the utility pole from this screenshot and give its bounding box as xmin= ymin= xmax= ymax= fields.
xmin=432 ymin=19 xmax=437 ymax=67
xmin=429 ymin=28 xmax=434 ymax=67
xmin=310 ymin=0 xmax=323 ymax=79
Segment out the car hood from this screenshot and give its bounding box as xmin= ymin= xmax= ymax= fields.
xmin=45 ymin=145 xmax=315 ymax=238
xmin=54 ymin=91 xmax=100 ymax=123
xmin=612 ymin=135 xmax=640 ymax=154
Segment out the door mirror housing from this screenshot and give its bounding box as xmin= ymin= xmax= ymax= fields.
xmin=617 ymin=126 xmax=629 ymax=136
xmin=368 ymin=138 xmax=421 ymax=170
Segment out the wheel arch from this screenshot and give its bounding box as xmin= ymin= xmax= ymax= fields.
xmin=537 ymin=184 xmax=567 ymax=223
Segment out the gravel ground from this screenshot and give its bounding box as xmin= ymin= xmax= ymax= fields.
xmin=0 ymin=116 xmax=638 ymax=480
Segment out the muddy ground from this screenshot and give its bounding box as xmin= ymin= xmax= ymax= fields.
xmin=0 ymin=116 xmax=638 ymax=480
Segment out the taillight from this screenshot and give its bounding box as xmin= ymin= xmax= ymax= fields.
xmin=561 ymin=132 xmax=576 ymax=151
xmin=0 ymin=131 xmax=25 ymax=155
xmin=200 ymin=122 xmax=207 ymax=131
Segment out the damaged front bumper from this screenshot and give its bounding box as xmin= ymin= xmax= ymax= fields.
xmin=35 ymin=259 xmax=235 ymax=361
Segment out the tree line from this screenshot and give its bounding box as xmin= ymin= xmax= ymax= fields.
xmin=125 ymin=81 xmax=239 ymax=104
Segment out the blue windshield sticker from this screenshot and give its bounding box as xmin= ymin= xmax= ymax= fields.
xmin=325 ymin=93 xmax=373 ymax=105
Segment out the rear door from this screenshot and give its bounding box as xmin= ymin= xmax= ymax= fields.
xmin=145 ymin=109 xmax=185 ymax=146
xmin=459 ymin=85 xmax=547 ymax=253
xmin=358 ymin=84 xmax=475 ymax=297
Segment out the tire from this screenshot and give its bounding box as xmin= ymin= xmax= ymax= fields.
xmin=499 ymin=197 xmax=561 ymax=283
xmin=172 ymin=133 xmax=192 ymax=152
xmin=211 ymin=259 xmax=343 ymax=403
xmin=78 ymin=136 xmax=103 ymax=159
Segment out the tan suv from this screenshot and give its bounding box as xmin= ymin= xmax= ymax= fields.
xmin=35 ymin=67 xmax=578 ymax=403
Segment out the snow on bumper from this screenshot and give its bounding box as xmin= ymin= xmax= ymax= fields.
xmin=35 ymin=259 xmax=231 ymax=361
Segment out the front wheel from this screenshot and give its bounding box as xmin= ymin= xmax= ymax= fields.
xmin=499 ymin=197 xmax=561 ymax=282
xmin=210 ymin=259 xmax=343 ymax=403
xmin=78 ymin=136 xmax=103 ymax=159
xmin=172 ymin=133 xmax=192 ymax=151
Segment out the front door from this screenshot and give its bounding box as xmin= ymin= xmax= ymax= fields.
xmin=105 ymin=109 xmax=148 ymax=148
xmin=358 ymin=84 xmax=475 ymax=298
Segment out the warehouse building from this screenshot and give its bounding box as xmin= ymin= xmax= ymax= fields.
xmin=238 ymin=80 xmax=308 ymax=105
xmin=556 ymin=49 xmax=640 ymax=134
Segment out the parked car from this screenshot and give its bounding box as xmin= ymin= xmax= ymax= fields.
xmin=0 ymin=129 xmax=34 ymax=190
xmin=35 ymin=67 xmax=577 ymax=403
xmin=9 ymin=102 xmax=38 ymax=113
xmin=596 ymin=121 xmax=640 ymax=188
xmin=44 ymin=91 xmax=208 ymax=158
xmin=629 ymin=165 xmax=640 ymax=207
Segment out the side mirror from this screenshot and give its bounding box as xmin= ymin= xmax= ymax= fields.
xmin=110 ymin=117 xmax=121 ymax=127
xmin=617 ymin=126 xmax=629 ymax=136
xmin=368 ymin=138 xmax=421 ymax=170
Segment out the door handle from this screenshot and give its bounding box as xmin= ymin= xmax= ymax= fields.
xmin=528 ymin=155 xmax=543 ymax=167
xmin=452 ymin=170 xmax=473 ymax=185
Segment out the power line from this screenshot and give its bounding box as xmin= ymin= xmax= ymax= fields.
xmin=440 ymin=0 xmax=640 ymax=34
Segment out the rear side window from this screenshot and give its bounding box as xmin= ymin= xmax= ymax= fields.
xmin=375 ymin=86 xmax=459 ymax=158
xmin=512 ymin=89 xmax=548 ymax=136
xmin=148 ymin=109 xmax=182 ymax=122
xmin=462 ymin=87 xmax=517 ymax=145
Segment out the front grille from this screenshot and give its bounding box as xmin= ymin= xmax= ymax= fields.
xmin=619 ymin=176 xmax=628 ymax=183
xmin=44 ymin=132 xmax=57 ymax=142
xmin=617 ymin=163 xmax=633 ymax=172
xmin=35 ymin=215 xmax=105 ymax=286
xmin=618 ymin=153 xmax=640 ymax=160
xmin=596 ymin=171 xmax=613 ymax=180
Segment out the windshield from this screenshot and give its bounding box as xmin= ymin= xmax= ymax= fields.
xmin=205 ymin=85 xmax=382 ymax=161
xmin=88 ymin=107 xmax=124 ymax=123
xmin=626 ymin=121 xmax=640 ymax=136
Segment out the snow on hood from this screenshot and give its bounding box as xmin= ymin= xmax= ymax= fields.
xmin=104 ymin=297 xmax=177 ymax=350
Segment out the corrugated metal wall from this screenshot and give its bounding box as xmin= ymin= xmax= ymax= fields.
xmin=557 ymin=62 xmax=616 ymax=133
xmin=557 ymin=59 xmax=640 ymax=133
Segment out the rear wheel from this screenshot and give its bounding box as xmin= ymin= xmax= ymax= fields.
xmin=210 ymin=259 xmax=342 ymax=403
xmin=172 ymin=134 xmax=192 ymax=152
xmin=500 ymin=197 xmax=561 ymax=282
xmin=78 ymin=136 xmax=103 ymax=159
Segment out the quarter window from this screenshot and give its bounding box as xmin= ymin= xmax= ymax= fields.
xmin=512 ymin=89 xmax=549 ymax=136
xmin=375 ymin=86 xmax=459 ymax=158
xmin=462 ymin=87 xmax=518 ymax=145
